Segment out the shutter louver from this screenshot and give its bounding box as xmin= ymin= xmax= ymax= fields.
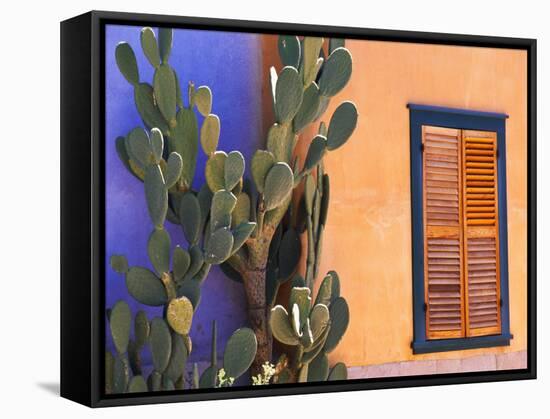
xmin=462 ymin=130 xmax=501 ymax=336
xmin=422 ymin=126 xmax=465 ymax=339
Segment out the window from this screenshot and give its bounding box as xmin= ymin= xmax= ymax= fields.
xmin=408 ymin=104 xmax=512 ymax=354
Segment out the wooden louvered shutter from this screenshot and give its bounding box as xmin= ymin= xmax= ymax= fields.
xmin=461 ymin=130 xmax=501 ymax=336
xmin=422 ymin=126 xmax=465 ymax=339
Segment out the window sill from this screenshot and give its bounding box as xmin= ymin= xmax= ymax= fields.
xmin=412 ymin=334 xmax=513 ymax=354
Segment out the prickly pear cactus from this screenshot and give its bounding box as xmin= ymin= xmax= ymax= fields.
xmin=218 ymin=34 xmax=357 ymax=377
xmin=269 ymin=272 xmax=349 ymax=383
xmin=108 ymin=27 xmax=358 ymax=391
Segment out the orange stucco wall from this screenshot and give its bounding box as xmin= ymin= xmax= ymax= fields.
xmin=294 ymin=40 xmax=528 ymax=366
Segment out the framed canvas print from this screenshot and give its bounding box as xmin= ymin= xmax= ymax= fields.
xmin=60 ymin=10 xmax=537 ymax=407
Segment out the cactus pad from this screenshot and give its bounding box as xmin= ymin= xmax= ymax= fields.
xmin=167 ymin=296 xmax=194 ymax=335
xmin=115 ymin=42 xmax=139 ymax=85
xmin=153 ymin=64 xmax=177 ymax=122
xmin=328 ymin=270 xmax=341 ymax=302
xmin=171 ymin=108 xmax=199 ymax=189
xmin=211 ymin=190 xmax=237 ymax=230
xmin=329 ymin=38 xmax=345 ymax=54
xmin=173 ymin=246 xmax=191 ymax=281
xmin=224 ymin=151 xmax=245 ymax=191
xmin=126 ymin=267 xmax=168 ymax=306
xmin=147 ymin=228 xmax=171 ymax=275
xmin=205 ymin=151 xmax=227 ymax=192
xmin=109 ymin=300 xmax=131 ymax=354
xmin=278 ymin=35 xmax=301 ymax=68
xmin=147 ymin=371 xmax=162 ymax=391
xmin=150 ymin=128 xmax=164 ymax=163
xmin=134 ymin=83 xmax=169 ymax=134
xmin=304 ymin=135 xmax=328 ymax=172
xmin=164 ymin=332 xmax=189 ymax=382
xmin=293 ymin=82 xmax=321 ymax=133
xmin=158 ymin=28 xmax=173 ymax=63
xmin=307 ymin=352 xmax=329 ymax=382
xmin=318 ymin=47 xmax=352 ymax=97
xmin=289 ymin=287 xmax=312 ymax=329
xmin=200 ymin=114 xmax=220 ymax=156
xmin=149 ymin=317 xmax=172 ymax=373
xmin=232 ymin=192 xmax=251 ymax=228
xmin=179 ymin=192 xmax=201 ymax=245
xmin=251 ymin=150 xmax=275 ymax=193
xmin=144 ymin=164 xmax=168 ymax=228
xmin=125 ymin=127 xmax=152 ymax=168
xmin=113 ymin=355 xmax=130 ymax=393
xmin=266 ymin=123 xmax=294 ymax=163
xmin=110 ymin=255 xmax=129 ymax=274
xmin=263 ymin=162 xmax=294 ymax=211
xmin=195 ymin=85 xmax=213 ymax=116
xmin=135 ymin=310 xmax=150 ymax=347
xmin=270 ymin=305 xmax=299 ymax=346
xmin=310 ymin=303 xmax=330 ymax=340
xmin=127 ymin=375 xmax=148 ymax=393
xmin=164 ymin=152 xmax=183 ymax=188
xmin=105 ymin=351 xmax=114 ymax=394
xmin=278 ymin=228 xmax=301 ymax=279
xmin=315 ymin=274 xmax=333 ymax=307
xmin=223 ymin=328 xmax=257 ymax=379
xmin=326 ymin=101 xmax=358 ymax=151
xmin=328 ymin=362 xmax=348 ymax=380
xmin=205 ymin=227 xmax=234 ymax=264
xmin=302 ymin=37 xmax=324 ymax=86
xmin=324 ymin=297 xmax=349 ymax=353
xmin=231 ymin=222 xmax=256 ymax=253
xmin=275 ymin=66 xmax=303 ymax=123
xmin=140 ymin=27 xmax=160 ymax=68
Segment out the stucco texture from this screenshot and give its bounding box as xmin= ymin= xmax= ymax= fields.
xmin=299 ymin=40 xmax=528 ymax=366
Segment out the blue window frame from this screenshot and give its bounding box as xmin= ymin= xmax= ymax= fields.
xmin=408 ymin=104 xmax=512 ymax=354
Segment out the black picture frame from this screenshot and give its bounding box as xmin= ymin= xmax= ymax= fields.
xmin=60 ymin=10 xmax=537 ymax=407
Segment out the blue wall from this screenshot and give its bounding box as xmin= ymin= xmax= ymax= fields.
xmin=105 ymin=25 xmax=265 ymax=363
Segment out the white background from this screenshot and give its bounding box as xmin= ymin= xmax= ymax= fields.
xmin=0 ymin=0 xmax=546 ymax=416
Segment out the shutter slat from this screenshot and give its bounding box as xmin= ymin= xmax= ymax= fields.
xmin=427 ymin=173 xmax=459 ymax=182
xmin=427 ymin=180 xmax=459 ymax=188
xmin=462 ymin=130 xmax=501 ymax=337
xmin=423 ymin=126 xmax=465 ymax=339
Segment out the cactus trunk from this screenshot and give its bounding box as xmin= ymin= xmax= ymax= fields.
xmin=242 ymin=224 xmax=276 ymax=375
xmin=243 ymin=267 xmax=271 ymax=375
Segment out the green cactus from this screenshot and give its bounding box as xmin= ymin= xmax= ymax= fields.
xmin=164 ymin=332 xmax=189 ymax=383
xmin=108 ymin=28 xmax=357 ymax=390
xmin=166 ymin=296 xmax=194 ymax=335
xmin=328 ymin=362 xmax=348 ymax=381
xmin=324 ymin=297 xmax=350 ymax=353
xmin=105 ymin=351 xmax=115 ymax=394
xmin=126 ymin=310 xmax=150 ymax=375
xmin=109 ymin=301 xmax=131 ymax=355
xmin=269 ymin=270 xmax=349 ymax=382
xmin=149 ymin=317 xmax=172 ymax=374
xmin=113 ymin=355 xmax=130 ymax=393
xmin=124 ymin=266 xmax=168 ymax=306
xmin=128 ymin=375 xmax=148 ymax=393
xmin=200 ymin=114 xmax=220 ymax=155
xmin=223 ymin=328 xmax=258 ymax=380
xmin=263 ymin=162 xmax=294 ymax=211
xmin=178 ymin=192 xmax=201 ymax=245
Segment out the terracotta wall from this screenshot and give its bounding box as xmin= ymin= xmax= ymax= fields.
xmin=296 ymin=40 xmax=528 ymax=366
